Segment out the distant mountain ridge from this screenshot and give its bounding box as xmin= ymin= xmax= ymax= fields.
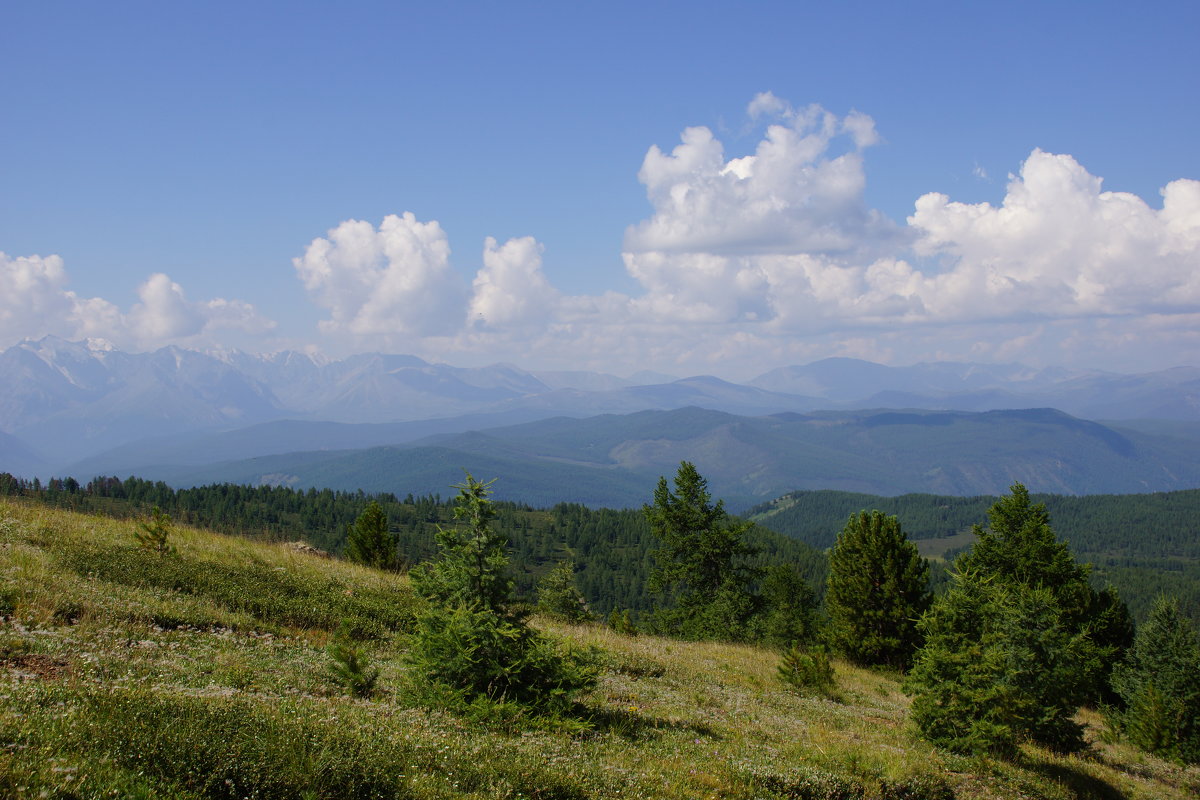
xmin=2 ymin=336 xmax=1198 ymax=476
xmin=79 ymin=406 xmax=1200 ymax=511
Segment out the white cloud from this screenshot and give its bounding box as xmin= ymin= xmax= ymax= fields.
xmin=293 ymin=212 xmax=467 ymax=338
xmin=625 ymin=104 xmax=898 ymax=260
xmin=283 ymin=95 xmax=1200 ymax=377
xmin=128 ymin=273 xmax=205 ymax=342
xmin=0 ymin=252 xmax=273 ymax=351
xmin=469 ymin=236 xmax=560 ymax=330
xmin=909 ymin=149 xmax=1200 ymax=320
xmin=1 ymin=253 xmax=86 ymax=342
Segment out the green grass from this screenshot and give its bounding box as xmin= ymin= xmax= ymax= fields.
xmin=2 ymin=498 xmax=1198 ymax=799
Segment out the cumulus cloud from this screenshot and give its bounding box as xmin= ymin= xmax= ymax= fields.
xmin=625 ymin=99 xmax=899 ymax=260
xmin=293 ymin=212 xmax=467 ymax=338
xmin=1 ymin=253 xmax=90 ymax=342
xmin=908 ymin=150 xmax=1200 ymax=320
xmin=469 ymin=236 xmax=560 ymax=330
xmin=614 ymin=105 xmax=1200 ymax=358
xmin=285 ymin=94 xmax=1200 ymax=376
xmin=618 ymin=99 xmax=917 ymax=333
xmin=0 ymin=252 xmax=273 ymax=351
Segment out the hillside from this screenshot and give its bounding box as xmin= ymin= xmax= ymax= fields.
xmin=2 ymin=499 xmax=1197 ymax=799
xmin=0 ymin=474 xmax=828 ymax=618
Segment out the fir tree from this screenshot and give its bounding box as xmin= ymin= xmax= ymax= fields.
xmin=906 ymin=575 xmax=1099 ymax=756
xmin=537 ymin=561 xmax=591 ymax=623
xmin=825 ymin=510 xmax=931 ymax=668
xmin=956 ymin=484 xmax=1092 ymax=617
xmin=956 ymin=483 xmax=1132 ymax=699
xmin=345 ymin=501 xmax=397 ymax=570
xmin=1110 ymin=595 xmax=1200 ymax=763
xmin=906 ymin=485 xmax=1110 ymax=756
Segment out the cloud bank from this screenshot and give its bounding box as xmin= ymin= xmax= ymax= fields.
xmin=7 ymin=93 xmax=1199 ymax=375
xmin=0 ymin=253 xmax=274 ymax=351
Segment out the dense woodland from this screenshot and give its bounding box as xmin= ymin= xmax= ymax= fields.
xmin=749 ymin=488 xmax=1200 ymax=621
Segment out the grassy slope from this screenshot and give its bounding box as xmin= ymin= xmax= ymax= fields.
xmin=1 ymin=499 xmax=1197 ymax=800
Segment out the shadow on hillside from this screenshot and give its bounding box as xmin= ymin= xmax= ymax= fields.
xmin=582 ymin=704 xmax=720 ymax=742
xmin=1025 ymin=759 xmax=1127 ymax=800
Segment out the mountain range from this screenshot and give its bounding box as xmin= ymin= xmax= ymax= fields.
xmin=2 ymin=336 xmax=1199 ymax=503
xmin=48 ymin=406 xmax=1200 ymax=512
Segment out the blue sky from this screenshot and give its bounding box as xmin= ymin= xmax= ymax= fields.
xmin=2 ymin=1 xmax=1198 ymax=378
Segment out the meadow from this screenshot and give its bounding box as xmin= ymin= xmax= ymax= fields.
xmin=1 ymin=499 xmax=1197 ymax=799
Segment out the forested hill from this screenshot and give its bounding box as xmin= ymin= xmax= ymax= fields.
xmin=0 ymin=474 xmax=826 ymax=618
xmin=748 ymin=488 xmax=1200 ymax=621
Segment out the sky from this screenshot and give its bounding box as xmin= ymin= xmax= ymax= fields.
xmin=2 ymin=0 xmax=1198 ymax=380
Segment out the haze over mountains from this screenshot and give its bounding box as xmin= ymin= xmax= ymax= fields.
xmin=2 ymin=336 xmax=1199 ymax=506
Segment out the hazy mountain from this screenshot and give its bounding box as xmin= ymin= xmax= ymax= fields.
xmin=0 ymin=430 xmax=47 ymax=478
xmin=4 ymin=338 xmax=1199 ymax=478
xmin=0 ymin=337 xmax=284 ymax=464
xmin=131 ymin=407 xmax=1200 ymax=510
xmin=218 ymin=350 xmax=552 ymax=422
xmin=64 ymin=408 xmax=563 ymax=477
xmin=751 ymin=357 xmax=1200 ymax=420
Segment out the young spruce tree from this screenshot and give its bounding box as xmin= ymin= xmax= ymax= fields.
xmin=825 ymin=510 xmax=931 ymax=669
xmin=955 ymin=483 xmax=1132 ymax=700
xmin=1109 ymin=595 xmax=1200 ymax=763
xmin=345 ymin=501 xmax=398 ymax=570
xmin=407 ymin=474 xmax=595 ymax=715
xmin=906 ymin=484 xmax=1110 ymax=755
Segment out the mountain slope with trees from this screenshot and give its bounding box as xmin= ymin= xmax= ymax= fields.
xmin=82 ymin=407 xmax=1200 ymax=510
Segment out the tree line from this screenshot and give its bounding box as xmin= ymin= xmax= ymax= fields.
xmin=749 ymin=486 xmax=1200 ymax=622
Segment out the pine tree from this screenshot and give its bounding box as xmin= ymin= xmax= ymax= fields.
xmin=643 ymin=462 xmax=760 ymax=641
xmin=345 ymin=501 xmax=397 ymax=570
xmin=1110 ymin=595 xmax=1200 ymax=763
xmin=825 ymin=510 xmax=931 ymax=668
